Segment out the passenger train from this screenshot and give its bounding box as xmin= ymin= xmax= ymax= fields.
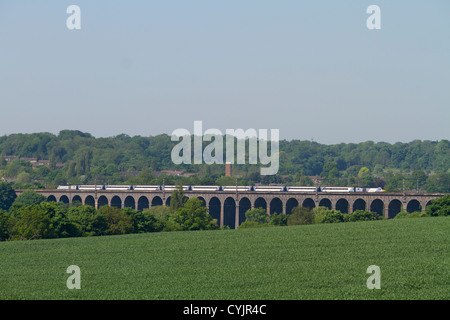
xmin=57 ymin=185 xmax=385 ymax=193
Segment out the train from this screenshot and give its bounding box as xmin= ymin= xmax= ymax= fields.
xmin=57 ymin=185 xmax=385 ymax=193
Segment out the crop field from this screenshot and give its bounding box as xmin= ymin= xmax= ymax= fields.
xmin=0 ymin=217 xmax=448 ymax=300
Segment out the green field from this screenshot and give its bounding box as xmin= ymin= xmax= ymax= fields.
xmin=0 ymin=217 xmax=448 ymax=300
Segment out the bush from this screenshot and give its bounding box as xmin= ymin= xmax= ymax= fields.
xmin=245 ymin=208 xmax=270 ymax=224
xmin=142 ymin=205 xmax=171 ymax=220
xmin=321 ymin=210 xmax=344 ymax=223
xmin=425 ymin=195 xmax=450 ymax=217
xmin=125 ymin=208 xmax=163 ymax=233
xmin=394 ymin=211 xmax=428 ymax=219
xmin=269 ymin=212 xmax=287 ymax=226
xmin=67 ymin=205 xmax=107 ymax=237
xmin=0 ymin=182 xmax=16 ymax=211
xmin=313 ymin=207 xmax=330 ymax=224
xmin=239 ymin=221 xmax=270 ymax=229
xmin=344 ymin=210 xmax=383 ymax=222
xmin=98 ymin=206 xmax=134 ymax=235
xmin=40 ymin=201 xmax=78 ymax=238
xmin=287 ymin=207 xmax=314 ymax=225
xmin=8 ymin=205 xmax=51 ymax=240
xmin=167 ymin=198 xmax=219 ymax=231
xmin=0 ymin=209 xmax=10 ymax=241
xmin=12 ymin=190 xmax=46 ymax=207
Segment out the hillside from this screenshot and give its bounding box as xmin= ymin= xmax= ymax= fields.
xmin=1 ymin=131 xmax=450 ymax=192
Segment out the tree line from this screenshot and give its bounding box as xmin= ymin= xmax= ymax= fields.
xmin=0 ymin=181 xmax=449 ymax=241
xmin=0 ymin=130 xmax=450 ymax=192
xmin=239 ymin=197 xmax=450 ymax=229
xmin=0 ymin=183 xmax=219 ymax=241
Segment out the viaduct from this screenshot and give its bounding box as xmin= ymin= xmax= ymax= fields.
xmin=18 ymin=188 xmax=445 ymax=229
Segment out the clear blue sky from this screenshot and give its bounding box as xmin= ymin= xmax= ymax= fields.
xmin=1 ymin=0 xmax=449 ymax=144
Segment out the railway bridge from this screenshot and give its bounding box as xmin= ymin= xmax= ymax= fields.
xmin=19 ymin=187 xmax=445 ymax=229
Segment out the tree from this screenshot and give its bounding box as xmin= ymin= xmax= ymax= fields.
xmin=357 ymin=167 xmax=374 ymax=187
xmin=320 ymin=210 xmax=344 ymax=223
xmin=425 ymin=172 xmax=450 ymax=193
xmin=98 ymin=206 xmax=134 ymax=235
xmin=12 ymin=190 xmax=46 ymax=207
xmin=0 ymin=209 xmax=10 ymax=241
xmin=169 ymin=198 xmax=219 ymax=231
xmin=8 ymin=205 xmax=51 ymax=240
xmin=67 ymin=205 xmax=107 ymax=237
xmin=383 ymin=172 xmax=404 ymax=192
xmin=287 ymin=206 xmax=314 ymax=225
xmin=0 ymin=181 xmax=17 ymax=211
xmin=425 ymin=195 xmax=450 ymax=217
xmin=269 ymin=212 xmax=287 ymax=226
xmin=75 ymin=147 xmax=93 ymax=175
xmin=322 ymin=162 xmax=340 ymax=180
xmin=410 ymin=170 xmax=428 ymax=191
xmin=343 ymin=210 xmax=383 ymax=222
xmin=313 ymin=206 xmax=331 ymax=224
xmin=16 ymin=171 xmax=31 ymax=185
xmin=170 ymin=184 xmax=186 ymax=212
xmin=215 ymin=176 xmax=236 ymax=186
xmin=39 ymin=201 xmax=78 ymax=238
xmin=144 ymin=205 xmax=170 ymax=218
xmin=126 ymin=207 xmax=164 ymax=233
xmin=244 ymin=208 xmax=269 ymax=224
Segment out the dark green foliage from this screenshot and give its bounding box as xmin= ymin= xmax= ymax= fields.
xmin=125 ymin=207 xmax=164 ymax=233
xmin=425 ymin=195 xmax=450 ymax=216
xmin=1 ymin=191 xmax=449 ymax=241
xmin=0 ymin=182 xmax=16 ymax=211
xmin=98 ymin=206 xmax=134 ymax=235
xmin=425 ymin=173 xmax=450 ymax=193
xmin=12 ymin=190 xmax=46 ymax=207
xmin=0 ymin=210 xmax=10 ymax=241
xmin=320 ymin=210 xmax=345 ymax=224
xmin=239 ymin=221 xmax=270 ymax=229
xmin=170 ymin=184 xmax=186 ymax=212
xmin=244 ymin=208 xmax=269 ymax=224
xmin=269 ymin=212 xmax=287 ymax=226
xmin=8 ymin=205 xmax=51 ymax=240
xmin=287 ymin=206 xmax=314 ymax=225
xmin=167 ymin=198 xmax=219 ymax=231
xmin=66 ymin=205 xmax=107 ymax=237
xmin=0 ymin=195 xmax=222 ymax=241
xmin=0 ymin=131 xmax=449 ymax=191
xmin=343 ymin=210 xmax=384 ymax=222
xmin=394 ymin=211 xmax=428 ymax=219
xmin=40 ymin=201 xmax=79 ymax=238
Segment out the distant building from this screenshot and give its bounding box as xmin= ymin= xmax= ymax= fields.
xmin=2 ymin=155 xmax=19 ymax=161
xmin=2 ymin=156 xmax=51 ymax=168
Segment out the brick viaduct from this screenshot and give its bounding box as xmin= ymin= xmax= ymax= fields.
xmin=19 ymin=188 xmax=445 ymax=229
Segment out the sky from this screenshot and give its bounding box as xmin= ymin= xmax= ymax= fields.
xmin=0 ymin=0 xmax=449 ymax=144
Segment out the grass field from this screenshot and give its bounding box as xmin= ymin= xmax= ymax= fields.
xmin=0 ymin=217 xmax=448 ymax=300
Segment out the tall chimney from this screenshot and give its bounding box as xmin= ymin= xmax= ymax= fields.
xmin=225 ymin=162 xmax=231 ymax=177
